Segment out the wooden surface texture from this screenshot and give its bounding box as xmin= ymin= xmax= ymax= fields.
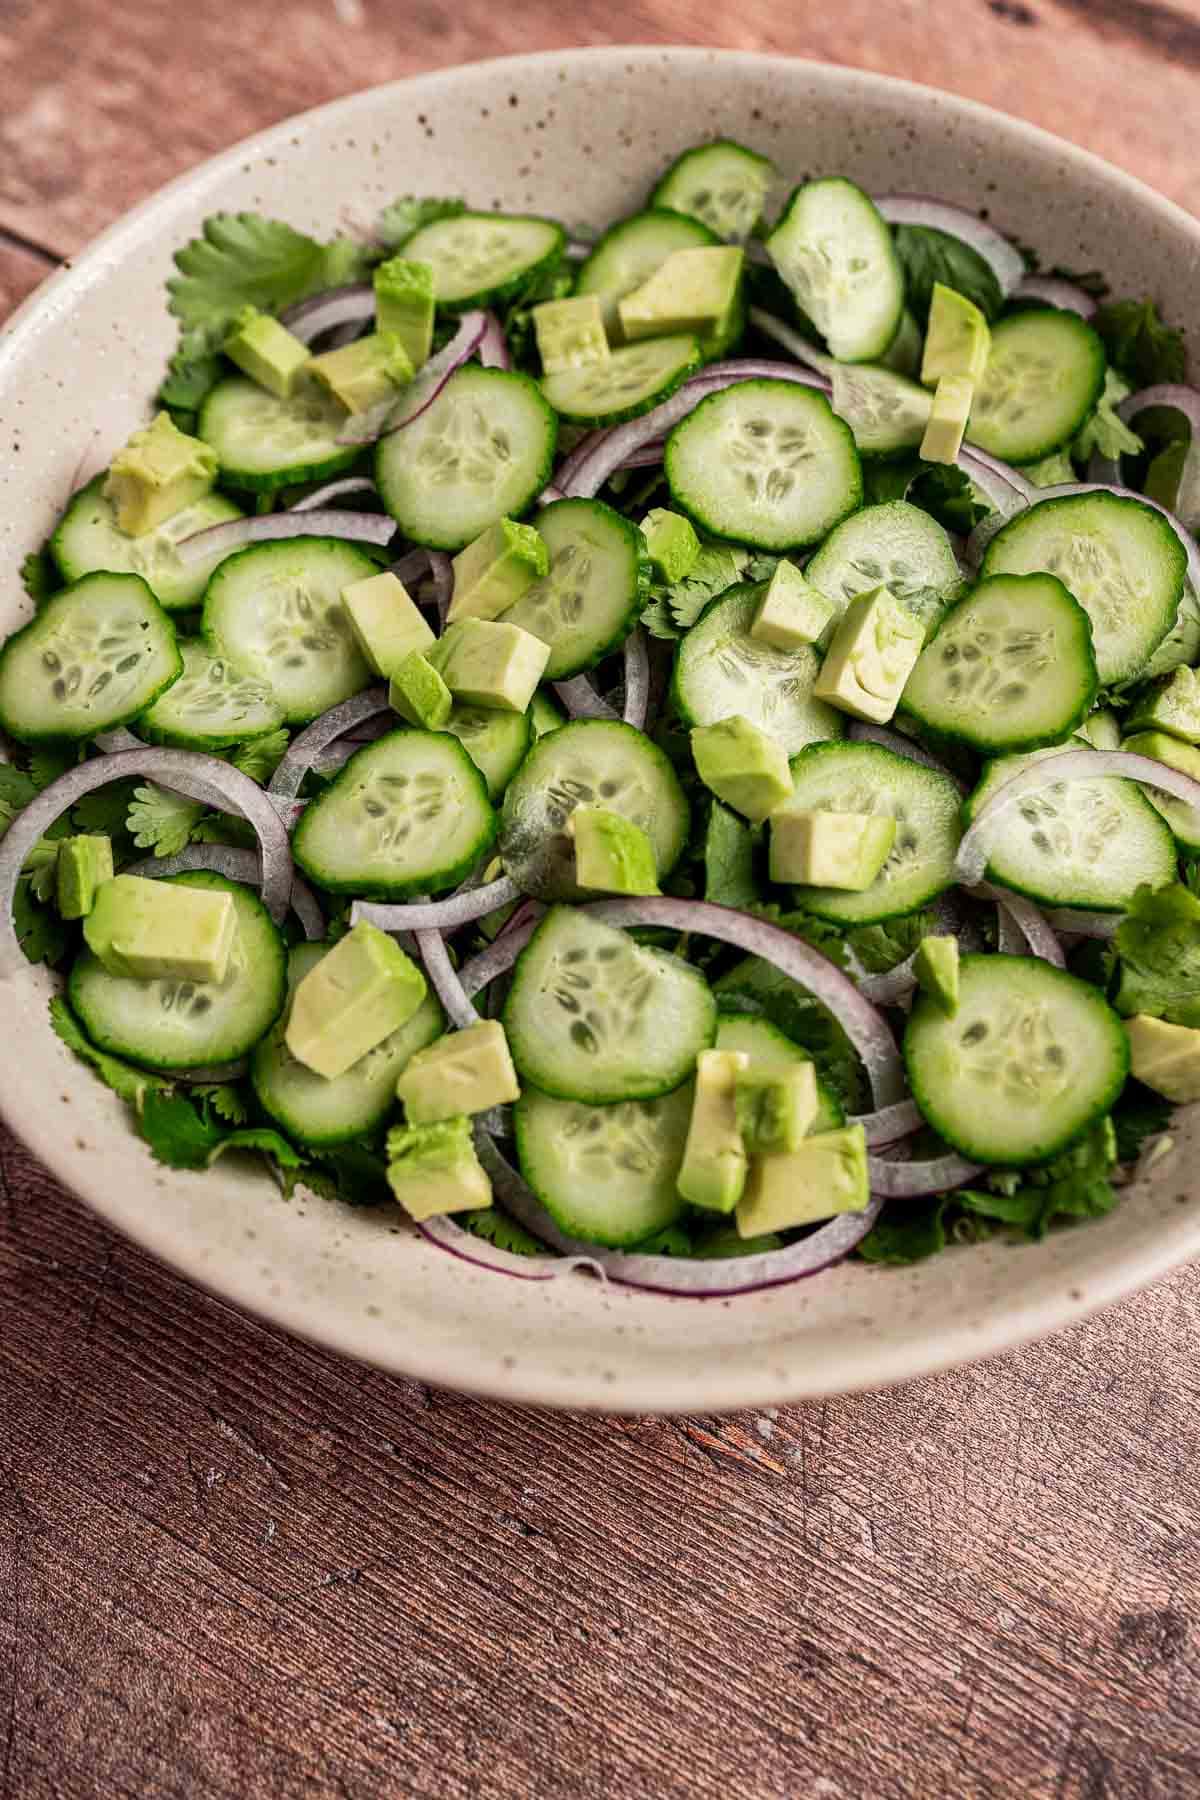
xmin=4 ymin=4 xmax=1200 ymax=1795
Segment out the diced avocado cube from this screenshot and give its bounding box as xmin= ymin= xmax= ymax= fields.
xmin=736 ymin=1123 xmax=869 ymax=1236
xmin=1126 ymin=668 xmax=1200 ymax=744
xmin=308 ymin=332 xmax=414 ymax=414
xmin=914 ymin=934 xmax=959 ymax=1016
xmin=1075 ymin=708 xmax=1122 ymax=751
xmin=83 ymin=874 xmax=236 ymax=984
xmin=222 ymin=305 xmax=312 ymax=398
xmin=286 ymin=920 xmax=426 ymax=1080
xmin=1122 ymin=730 xmax=1200 ymax=784
xmin=56 ymin=834 xmax=114 ymax=921
xmin=386 ymin=1114 xmax=493 ymax=1220
xmin=389 ymin=649 xmax=453 ymax=729
xmin=373 ymin=256 xmax=436 ymax=369
xmin=690 ymin=714 xmax=793 ymax=824
xmin=448 ymin=518 xmax=549 ymax=624
xmin=639 ymin=507 xmax=701 ymax=585
xmin=533 ymin=295 xmax=611 ymax=375
xmin=618 ymin=246 xmax=744 ymax=343
xmin=529 ymin=690 xmax=565 ymax=738
xmin=921 ymin=282 xmax=991 ymax=387
xmin=734 ymin=1060 xmax=818 ymax=1155
xmin=430 ymin=618 xmax=550 ymax=713
xmin=769 ymin=807 xmax=896 ymax=890
xmin=569 ymin=806 xmax=660 ymax=895
xmin=102 ymin=412 xmax=218 ymax=537
xmin=1125 ymin=1014 xmax=1200 ymax=1103
xmin=751 ymin=559 xmax=836 ymax=651
xmin=919 ymin=373 xmax=974 ymax=465
xmin=396 ymin=1019 xmax=521 ymax=1125
xmin=677 ymin=1048 xmax=750 ymax=1214
xmin=813 ymin=584 xmax=924 ymax=724
xmin=341 ymin=570 xmax=435 ymax=677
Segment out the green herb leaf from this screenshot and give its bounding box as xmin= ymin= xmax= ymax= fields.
xmin=20 ymin=548 xmax=58 ymax=607
xmin=126 ymin=783 xmax=206 ymax=858
xmin=503 ymin=263 xmax=574 ymax=372
xmin=190 ymin=813 xmax=259 ymax=851
xmin=0 ymin=764 xmax=37 ymax=821
xmin=28 ymin=746 xmax=78 ymax=792
xmin=703 ymin=801 xmax=761 ymax=909
xmin=907 ymin=462 xmax=990 ymax=534
xmin=1111 ymin=882 xmax=1200 ymax=1024
xmin=231 ymin=727 xmax=289 ymax=785
xmin=858 ymin=1193 xmax=949 ymax=1263
xmin=72 ymin=779 xmax=139 ymax=839
xmin=192 ymin=1083 xmax=249 ymax=1125
xmin=642 ymin=543 xmax=752 ymax=639
xmin=207 ymin=1127 xmax=303 ymax=1170
xmin=842 ymin=910 xmax=934 ymax=976
xmin=21 ymin=837 xmax=59 ymax=903
xmin=167 ymin=213 xmax=331 ymax=350
xmin=12 ymin=877 xmax=68 ymax=966
xmin=892 ymin=224 xmax=1003 ymax=324
xmin=1094 ymin=298 xmax=1186 ymax=389
xmin=1073 ymin=368 xmax=1143 ymax=464
xmin=138 ymin=1089 xmax=224 ymax=1168
xmin=1112 ymin=1081 xmax=1174 ymax=1163
xmin=303 ymin=1142 xmax=393 ymax=1206
xmin=49 ymin=996 xmax=168 ymax=1108
xmin=461 ymin=1207 xmax=547 ymax=1257
xmin=376 ymin=196 xmax=467 ymax=252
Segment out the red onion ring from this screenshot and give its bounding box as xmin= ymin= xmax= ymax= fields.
xmin=477 ymin=313 xmax=511 ymax=370
xmin=552 ymin=676 xmax=619 ymax=721
xmin=852 ymin=1098 xmax=923 ymax=1147
xmin=1012 ymin=276 xmax=1098 ymax=318
xmin=338 ymin=310 xmax=489 ymax=447
xmin=969 ymin=883 xmax=1065 ymax=966
xmin=747 ymin=307 xmax=834 ymax=376
xmin=289 ymin=476 xmax=379 ymax=512
xmin=553 ymin=427 xmax=610 ymax=494
xmin=415 ymin=1211 xmax=602 ymax=1282
xmin=267 ymin=687 xmax=391 ymax=803
xmin=429 ymin=552 xmax=453 ymax=624
xmin=622 ymin=629 xmax=650 ymax=731
xmin=873 ymin=194 xmax=1026 ymax=296
xmin=351 ymin=876 xmax=522 ymax=936
xmin=866 ymin=1151 xmax=984 ymax=1197
xmin=1043 ymin=907 xmax=1121 ymax=940
xmin=389 ymin=547 xmax=432 ymax=587
xmin=126 ymin=845 xmax=325 ymax=939
xmin=616 ymin=445 xmax=666 ymax=471
xmin=279 ymin=283 xmax=374 ymax=344
xmin=176 ymin=509 xmax=394 ymax=566
xmin=415 ymin=926 xmax=476 ymax=1029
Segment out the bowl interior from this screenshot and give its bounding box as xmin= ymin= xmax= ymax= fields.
xmin=3 ymin=46 xmax=1198 ymax=1412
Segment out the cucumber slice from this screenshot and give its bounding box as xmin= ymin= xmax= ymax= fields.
xmin=529 ymin=688 xmax=566 ymax=738
xmin=665 ymin=380 xmax=861 ymax=551
xmin=293 ymin=729 xmax=495 ymax=900
xmin=68 ymin=872 xmax=286 ymax=1071
xmin=905 ymin=954 xmax=1129 ymax=1164
xmin=400 ymin=212 xmax=565 ymax=309
xmin=831 ymin=363 xmax=931 ymax=458
xmin=968 ymin=310 xmax=1105 ymax=461
xmin=541 ymin=334 xmax=701 ymax=428
xmin=900 ymin=574 xmax=1098 ymax=754
xmin=981 ymin=492 xmax=1185 ymax=686
xmin=497 ymin=498 xmax=648 ymax=678
xmin=670 ymin=584 xmax=844 ymax=753
xmin=375 ymin=365 xmax=556 ymax=551
xmin=783 ymin=741 xmax=962 ymax=925
xmin=251 ymin=943 xmax=445 ymax=1148
xmin=804 ymin=501 xmax=964 ymax=641
xmin=514 ymin=1083 xmax=692 ymax=1247
xmin=198 ymin=377 xmax=360 ymax=493
xmin=503 ymin=905 xmax=716 ymax=1103
xmin=137 ymin=639 xmax=284 ymax=751
xmin=500 ymin=719 xmax=689 ymax=901
xmin=439 ymin=704 xmax=532 ymax=800
xmin=50 ymin=478 xmax=243 ymax=613
xmin=714 ymin=1011 xmax=843 ymax=1132
xmin=575 ymin=208 xmax=720 ymax=337
xmin=0 ymin=572 xmax=181 ymax=745
xmin=650 ymin=140 xmax=775 ymax=244
xmin=1138 ymin=779 xmax=1200 ymax=854
xmin=202 ymin=538 xmax=375 ymax=726
xmin=765 ymin=179 xmax=904 ymax=363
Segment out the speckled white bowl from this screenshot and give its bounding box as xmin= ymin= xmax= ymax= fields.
xmin=3 ymin=47 xmax=1198 ymax=1413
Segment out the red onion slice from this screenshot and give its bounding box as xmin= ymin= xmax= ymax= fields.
xmin=616 ymin=445 xmax=666 ymax=471
xmin=279 ymin=283 xmax=374 ymax=344
xmin=289 ymin=476 xmax=379 ymax=512
xmin=622 ymin=629 xmax=650 ymax=730
xmin=552 ymin=676 xmax=619 ymax=721
xmin=1044 ymin=907 xmax=1121 ymax=940
xmin=553 ymin=427 xmax=611 ymax=493
xmin=389 ymin=547 xmax=434 ymax=588
xmin=338 ymin=310 xmax=489 ymax=446
xmin=267 ymin=687 xmax=391 ymax=803
xmin=176 ymin=509 xmax=394 ymax=566
xmin=477 ymin=312 xmax=511 ymax=370
xmin=415 ymin=927 xmax=477 ymax=1029
xmin=873 ymin=194 xmax=1026 ymax=296
xmin=969 ymin=883 xmax=1065 ymax=966
xmin=852 ymin=1098 xmax=924 ymax=1147
xmin=867 ymin=1150 xmax=984 ymax=1197
xmin=352 ymin=876 xmax=521 ymax=936
xmin=415 ymin=1213 xmax=600 ymax=1282
xmin=428 ymin=551 xmax=453 ymax=624
xmin=93 ymin=727 xmax=143 ymax=753
xmin=747 ymin=307 xmax=835 ymax=376
xmin=1012 ymin=275 xmax=1098 ymax=319
xmin=127 ymin=845 xmax=325 ymax=939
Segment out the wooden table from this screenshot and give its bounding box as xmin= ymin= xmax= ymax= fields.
xmin=4 ymin=6 xmax=1200 ymax=1795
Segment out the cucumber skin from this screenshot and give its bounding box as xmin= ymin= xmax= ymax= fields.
xmin=574 ymin=207 xmax=721 ymax=300
xmin=963 ymin=779 xmax=1176 ymax=914
xmin=135 ymin=713 xmax=282 ymax=754
xmin=968 ymin=311 xmax=1105 ymax=462
xmin=408 ymin=213 xmax=567 ymax=312
xmin=513 ymin=1086 xmax=690 ymax=1247
xmin=511 ymin=500 xmax=651 ymax=681
xmin=197 ymin=384 xmax=364 ymax=495
xmin=544 ymin=337 xmax=702 ymax=430
xmin=650 ymin=141 xmax=775 ymax=240
xmin=767 ymin=179 xmax=904 ymax=365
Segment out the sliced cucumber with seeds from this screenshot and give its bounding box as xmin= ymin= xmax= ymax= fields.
xmin=804 ymin=501 xmax=964 ymax=641
xmin=0 ymin=572 xmax=181 ymax=745
xmin=541 ymin=334 xmax=701 ymax=428
xmin=714 ymin=1011 xmax=843 ymax=1133
xmin=575 ymin=208 xmax=720 ymax=337
xmin=375 ymin=365 xmax=556 ymax=551
xmin=651 ymin=140 xmax=775 ymax=244
xmin=68 ymin=873 xmax=286 ymax=1071
xmin=500 ymin=718 xmax=689 ymax=902
xmin=982 ymin=492 xmax=1185 ymax=686
xmin=293 ymin=729 xmax=495 ymax=900
xmin=401 ymin=212 xmax=565 ymax=309
xmin=968 ymin=310 xmax=1105 ymax=461
xmin=905 ymin=954 xmax=1129 ymax=1165
xmin=497 ymin=498 xmax=648 ymax=678
xmin=137 ymin=638 xmax=284 ymax=751
xmin=671 ymin=584 xmax=843 ymax=754
xmin=765 ymin=178 xmax=904 ymax=363
xmin=50 ymin=478 xmax=243 ymax=613
xmin=665 ymin=380 xmax=861 ymax=551
xmin=783 ymin=741 xmax=962 ymax=925
xmin=198 ymin=377 xmax=360 ymax=493
xmin=504 ymin=905 xmax=716 ymax=1104
xmin=831 ymin=363 xmax=931 ymax=458
xmin=514 ymin=1083 xmax=692 ymax=1247
xmin=203 ymin=538 xmax=375 ymax=726
xmin=439 ymin=704 xmax=532 ymax=800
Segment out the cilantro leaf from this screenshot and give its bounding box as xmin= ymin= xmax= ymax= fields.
xmin=167 ymin=213 xmax=341 ymax=352
xmin=461 ymin=1207 xmax=546 ymax=1257
xmin=703 ymin=800 xmax=761 ymax=908
xmin=12 ymin=878 xmax=68 ymax=967
xmin=1094 ymin=298 xmax=1186 ymax=389
xmin=376 ymin=196 xmax=467 ymax=252
xmin=908 ymin=462 xmax=990 ymax=534
xmin=192 ymin=1083 xmax=249 ymax=1125
xmin=231 ymin=727 xmax=289 ymax=785
xmin=158 ymin=326 xmax=223 ymax=424
xmin=49 ymin=996 xmax=168 ymax=1108
xmin=1112 ymin=1081 xmax=1174 ymax=1163
xmin=20 ymin=548 xmax=58 ymax=607
xmin=966 ymin=1121 xmax=1119 ymax=1239
xmin=207 ymin=1128 xmax=303 ymax=1170
xmin=126 ymin=783 xmax=205 ymax=857
xmin=842 ymin=910 xmax=934 ymax=976
xmin=1110 ymin=882 xmax=1200 ymax=1024
xmin=642 ymin=544 xmax=752 ymax=639
xmin=1073 ymin=368 xmax=1143 ymax=464
xmin=138 ymin=1088 xmax=302 ymax=1173
xmin=858 ymin=1193 xmax=949 ymax=1263
xmin=713 ymin=949 xmax=867 ymax=1114
xmin=190 ymin=813 xmax=258 ymax=850
xmin=892 ymin=224 xmax=1003 ymax=324
xmin=0 ymin=764 xmax=37 ymax=821
xmin=301 ymin=1142 xmax=393 ymax=1206
xmin=72 ymin=779 xmax=139 ymax=838
xmin=21 ymin=837 xmax=59 ymax=903
xmin=28 ymin=746 xmax=78 ymax=791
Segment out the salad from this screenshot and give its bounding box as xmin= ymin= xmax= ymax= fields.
xmin=3 ymin=138 xmax=1199 ymax=1298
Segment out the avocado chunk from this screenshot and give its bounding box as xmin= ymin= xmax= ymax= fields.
xmin=734 ymin=1059 xmax=818 ymax=1155
xmin=920 ymin=373 xmax=975 ymax=465
xmin=102 ymin=412 xmax=218 ymax=537
xmin=914 ymin=934 xmax=959 ymax=1015
xmin=1075 ymin=708 xmax=1122 ymax=750
xmin=921 ymin=282 xmax=991 ymax=387
xmin=1122 ymin=730 xmax=1200 ymax=785
xmin=373 ymin=256 xmax=436 ymax=369
xmin=617 ymin=246 xmax=744 ymax=343
xmin=340 ymin=570 xmax=435 ymax=677
xmin=569 ymin=806 xmax=660 ymax=895
xmin=1126 ymin=668 xmax=1200 ymax=744
xmin=1125 ymin=1014 xmax=1200 ymax=1102
xmin=677 ymin=1049 xmax=750 ymax=1214
xmin=533 ymin=295 xmax=610 ymax=375
xmin=736 ymin=1123 xmax=870 ymax=1236
xmin=396 ymin=1018 xmax=521 ymax=1124
xmin=639 ymin=507 xmax=701 ymax=585
xmin=222 ymin=305 xmax=311 ymax=398
xmin=286 ymin=920 xmax=426 ymax=1080
xmin=83 ymin=874 xmax=236 ymax=983
xmin=751 ymin=559 xmax=836 ymax=651
xmin=813 ymin=584 xmax=924 ymax=724
xmin=308 ymin=332 xmax=414 ymax=414
xmin=431 ymin=617 xmax=550 ymax=713
xmin=769 ymin=807 xmax=896 ymax=889
xmin=448 ymin=518 xmax=549 ymax=624
xmin=386 ymin=1114 xmax=493 ymax=1220
xmin=56 ymin=835 xmax=114 ymax=921
xmin=690 ymin=714 xmax=793 ymax=824
xmin=388 ymin=649 xmax=453 ymax=729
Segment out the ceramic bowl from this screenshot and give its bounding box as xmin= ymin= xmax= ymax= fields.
xmin=3 ymin=46 xmax=1198 ymax=1413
